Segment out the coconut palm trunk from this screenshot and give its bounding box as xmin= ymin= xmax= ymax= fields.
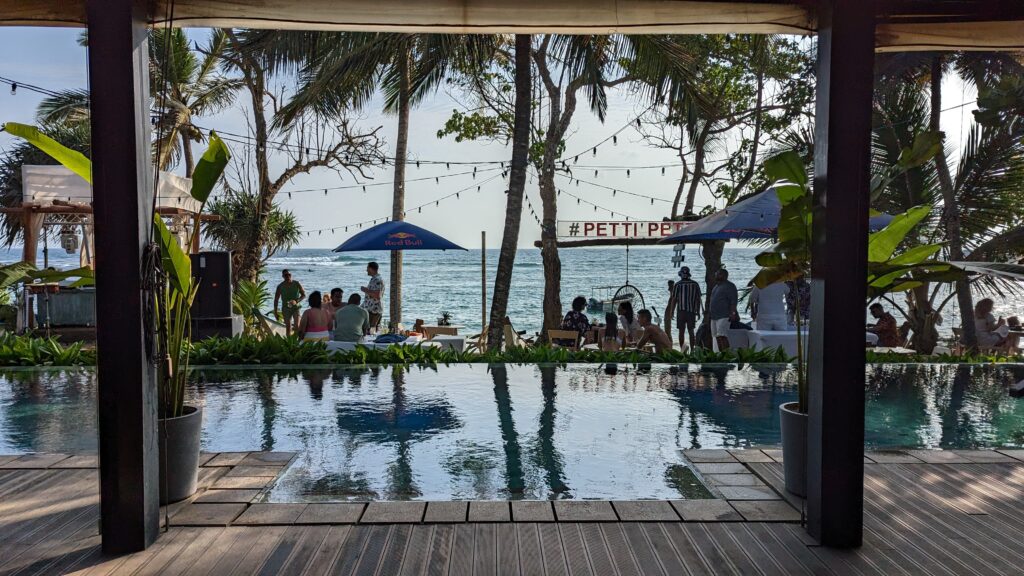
xmin=931 ymin=55 xmax=978 ymax=350
xmin=487 ymin=35 xmax=532 ymax=350
xmin=390 ymin=47 xmax=411 ymax=330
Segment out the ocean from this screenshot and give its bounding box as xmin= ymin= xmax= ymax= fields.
xmin=8 ymin=245 xmax=1020 ymax=338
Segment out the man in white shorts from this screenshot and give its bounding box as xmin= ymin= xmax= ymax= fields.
xmin=708 ymin=268 xmax=738 ymax=351
xmin=750 ymin=280 xmax=788 ymax=331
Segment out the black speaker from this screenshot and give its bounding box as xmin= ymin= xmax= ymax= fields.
xmin=190 ymin=251 xmax=233 ymax=318
xmin=191 ymin=315 xmax=243 ymax=340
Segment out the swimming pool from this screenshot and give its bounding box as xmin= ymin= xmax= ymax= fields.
xmin=1 ymin=363 xmax=1023 ymax=501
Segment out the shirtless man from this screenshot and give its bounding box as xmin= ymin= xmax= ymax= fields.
xmin=635 ymin=309 xmax=672 ymax=353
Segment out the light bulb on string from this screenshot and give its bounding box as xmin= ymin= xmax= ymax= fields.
xmin=324 ymin=189 xmax=327 ymax=196
xmin=435 ymin=177 xmax=439 ymax=183
xmin=416 ymin=161 xmax=420 ymax=168
xmin=577 ymin=198 xmax=580 ymax=204
xmin=362 ymin=185 xmax=366 ymax=192
xmin=446 ymin=162 xmax=450 ymax=169
xmin=305 ymin=147 xmax=309 ymax=155
xmin=288 ymin=192 xmax=292 ymax=199
xmin=636 ymin=118 xmax=641 ymax=129
xmin=661 ymin=167 xmax=665 ymax=175
xmin=626 ymin=170 xmax=630 ymax=178
xmin=476 ymin=186 xmax=480 ymax=192
xmin=573 ymin=155 xmax=578 ymax=164
xmin=594 ymin=170 xmax=598 ymax=177
xmin=592 ymin=147 xmax=597 ymax=156
xmin=456 ymin=192 xmax=460 ymax=198
xmin=650 ymin=198 xmax=654 ymax=205
xmin=613 ymin=190 xmax=617 ymax=197
xmin=9 ymin=83 xmax=16 ymax=95
xmin=418 ymin=207 xmax=422 ymax=213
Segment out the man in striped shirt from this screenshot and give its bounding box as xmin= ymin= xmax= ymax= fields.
xmin=668 ymin=266 xmax=703 ymax=351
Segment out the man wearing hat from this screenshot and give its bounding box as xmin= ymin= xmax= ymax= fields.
xmin=668 ymin=266 xmax=703 ymax=351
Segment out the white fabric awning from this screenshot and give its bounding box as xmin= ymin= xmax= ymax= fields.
xmin=21 ymin=164 xmax=199 ymax=213
xmin=3 ymin=0 xmax=1022 ymax=52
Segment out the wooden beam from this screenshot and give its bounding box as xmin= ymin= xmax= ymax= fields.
xmin=806 ymin=0 xmax=874 ymax=548
xmin=87 ymin=0 xmax=160 ymax=553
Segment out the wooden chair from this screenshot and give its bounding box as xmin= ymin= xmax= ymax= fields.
xmin=502 ymin=318 xmax=534 ymax=351
xmin=548 ymin=329 xmax=581 ymax=351
xmin=423 ymin=325 xmax=458 ymax=338
xmin=464 ymin=324 xmax=488 ymax=354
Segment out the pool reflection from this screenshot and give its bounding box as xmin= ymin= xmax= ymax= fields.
xmin=2 ymin=363 xmax=1023 ymax=501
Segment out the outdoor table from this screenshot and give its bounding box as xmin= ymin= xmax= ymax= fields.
xmin=871 ymin=346 xmax=917 ymax=354
xmin=428 ymin=334 xmax=465 ymax=352
xmin=326 ymin=339 xmax=441 ymax=352
xmin=865 ymin=332 xmax=879 ymax=346
xmin=749 ymin=329 xmax=880 ymax=355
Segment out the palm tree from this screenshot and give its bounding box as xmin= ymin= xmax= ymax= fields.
xmin=876 ymin=51 xmax=1024 ymax=350
xmin=36 ymin=29 xmax=239 ymax=176
xmin=530 ymin=34 xmax=698 ymax=337
xmin=486 ymin=35 xmax=532 ymax=350
xmin=247 ymin=32 xmax=494 ymax=330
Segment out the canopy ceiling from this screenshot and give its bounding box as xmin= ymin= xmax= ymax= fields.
xmin=3 ymin=0 xmax=1023 ymax=51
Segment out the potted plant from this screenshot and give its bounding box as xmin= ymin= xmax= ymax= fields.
xmin=754 ymin=145 xmax=957 ymax=496
xmin=438 ymin=311 xmax=452 ymax=326
xmin=3 ymin=122 xmax=229 ymax=503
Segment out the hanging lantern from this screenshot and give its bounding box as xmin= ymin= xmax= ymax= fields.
xmin=59 ymin=226 xmax=79 ymax=254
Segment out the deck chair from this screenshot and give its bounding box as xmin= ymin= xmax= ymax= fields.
xmin=464 ymin=324 xmax=488 ymax=354
xmin=548 ymin=329 xmax=581 ymax=351
xmin=502 ymin=317 xmax=534 ymax=351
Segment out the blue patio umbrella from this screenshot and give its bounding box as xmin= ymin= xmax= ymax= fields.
xmin=333 ymin=220 xmax=467 ymax=252
xmin=660 ymin=187 xmax=895 ymax=244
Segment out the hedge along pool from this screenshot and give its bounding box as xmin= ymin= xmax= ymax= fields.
xmin=2 ymin=363 xmax=1023 ymax=501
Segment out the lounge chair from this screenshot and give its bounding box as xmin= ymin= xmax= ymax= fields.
xmin=502 ymin=317 xmax=534 ymax=351
xmin=253 ymin=308 xmax=287 ymax=338
xmin=464 ymin=324 xmax=488 ymax=354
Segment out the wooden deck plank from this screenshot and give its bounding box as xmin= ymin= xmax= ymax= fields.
xmin=599 ymin=524 xmax=642 ymax=576
xmin=619 ymin=523 xmax=665 ymax=576
xmin=516 ymin=524 xmax=544 ymax=576
xmin=639 ymin=523 xmax=689 ymax=576
xmin=351 ymin=524 xmax=391 ymax=576
xmin=495 ymin=523 xmax=520 ymax=576
xmin=424 ymin=524 xmax=454 ymax=576
xmin=376 ymin=524 xmax=413 ymax=576
xmin=152 ymin=526 xmax=229 ymax=576
xmin=184 ymin=527 xmax=250 ymax=575
xmin=720 ymin=522 xmax=785 ymax=576
xmin=700 ymin=523 xmax=760 ymax=575
xmin=678 ymin=524 xmax=738 ymax=575
xmin=579 ymin=523 xmax=615 ymax=576
xmin=294 ymin=525 xmax=351 ymax=576
xmin=558 ymin=523 xmax=594 ymax=576
xmin=254 ymin=525 xmax=307 ymax=576
xmin=398 ymin=525 xmax=433 ymax=576
xmin=274 ymin=525 xmax=332 ymax=576
xmin=447 ymin=524 xmax=475 ymax=576
xmin=227 ymin=525 xmax=288 ymax=576
xmin=473 ymin=523 xmax=498 ymax=576
xmin=538 ymin=523 xmax=569 ymax=576
xmin=660 ymin=523 xmax=715 ymax=576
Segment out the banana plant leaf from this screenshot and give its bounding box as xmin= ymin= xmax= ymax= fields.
xmin=2 ymin=122 xmax=92 ymax=184
xmin=189 ymin=132 xmax=229 ymax=204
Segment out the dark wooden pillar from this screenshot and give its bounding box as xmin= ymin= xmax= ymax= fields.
xmin=87 ymin=0 xmax=160 ymax=553
xmin=807 ymin=0 xmax=876 ymax=548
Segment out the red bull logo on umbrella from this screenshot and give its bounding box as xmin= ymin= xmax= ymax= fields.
xmin=385 ymin=231 xmax=423 ymax=247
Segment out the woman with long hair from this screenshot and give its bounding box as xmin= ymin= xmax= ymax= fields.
xmin=298 ymin=291 xmax=333 ymax=342
xmin=601 ymin=312 xmax=623 ymax=351
xmin=618 ymin=301 xmax=641 ymax=343
xmin=974 ymin=298 xmax=1008 ymax=349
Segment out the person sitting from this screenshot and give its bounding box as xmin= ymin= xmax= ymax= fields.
xmin=618 ymin=301 xmax=642 ymax=343
xmin=323 ymin=287 xmax=344 ymax=317
xmin=559 ymin=296 xmax=592 ymax=345
xmin=635 ymin=309 xmax=672 ymax=353
xmin=866 ymin=303 xmax=901 ymax=347
xmin=297 ymin=291 xmax=333 ymax=342
xmin=974 ymin=298 xmax=1009 ymax=349
xmin=600 ymin=312 xmax=624 ymax=351
xmin=333 ymin=293 xmax=370 ymax=342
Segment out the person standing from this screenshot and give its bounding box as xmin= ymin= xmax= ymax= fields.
xmin=750 ymin=280 xmax=788 ymax=331
xmin=360 ymin=261 xmax=385 ymax=332
xmin=708 ymin=268 xmax=738 ymax=351
xmin=668 ymin=267 xmax=702 ymax=351
xmin=274 ymin=269 xmax=305 ymax=337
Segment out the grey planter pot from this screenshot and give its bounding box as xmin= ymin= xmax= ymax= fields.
xmin=158 ymin=405 xmax=203 ymax=505
xmin=779 ymin=402 xmax=807 ymax=497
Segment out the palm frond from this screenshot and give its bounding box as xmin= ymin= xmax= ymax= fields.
xmin=35 ymin=89 xmax=90 ymax=128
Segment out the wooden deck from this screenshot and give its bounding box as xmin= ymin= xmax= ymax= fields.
xmin=1 ymin=450 xmax=1023 ymax=575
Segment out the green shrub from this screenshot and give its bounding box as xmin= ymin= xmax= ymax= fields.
xmin=0 ymin=333 xmax=95 ymax=366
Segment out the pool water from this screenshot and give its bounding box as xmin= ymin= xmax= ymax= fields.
xmin=2 ymin=363 xmax=1023 ymax=501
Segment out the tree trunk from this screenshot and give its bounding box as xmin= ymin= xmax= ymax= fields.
xmin=698 ymin=240 xmax=725 ymax=348
xmin=538 ymin=167 xmax=563 ymax=339
xmin=180 ymin=131 xmax=195 ymax=177
xmin=906 ymin=284 xmax=939 ymax=353
xmin=931 ymin=55 xmax=977 ymax=350
xmin=487 ymin=35 xmax=531 ymax=351
xmin=390 ymin=47 xmax=411 ymax=330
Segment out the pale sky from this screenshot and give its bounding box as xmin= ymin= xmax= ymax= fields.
xmin=0 ymin=27 xmax=977 ymax=249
